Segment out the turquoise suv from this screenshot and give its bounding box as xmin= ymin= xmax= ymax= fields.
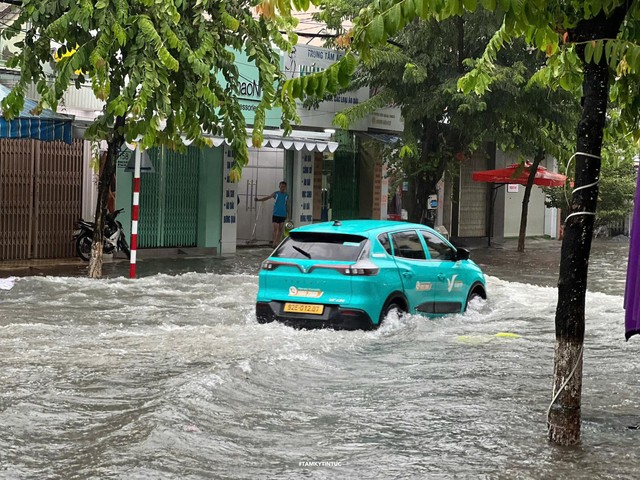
xmin=256 ymin=220 xmax=486 ymax=330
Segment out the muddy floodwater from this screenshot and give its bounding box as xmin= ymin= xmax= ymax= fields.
xmin=0 ymin=237 xmax=638 ymax=479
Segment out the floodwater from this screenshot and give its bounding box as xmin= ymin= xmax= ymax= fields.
xmin=0 ymin=238 xmax=638 ymax=479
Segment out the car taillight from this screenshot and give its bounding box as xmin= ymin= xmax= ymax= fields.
xmin=344 ymin=266 xmax=379 ymax=276
xmin=261 ymin=261 xmax=275 ymax=270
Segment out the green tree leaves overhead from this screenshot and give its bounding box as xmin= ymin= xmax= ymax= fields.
xmin=2 ymin=0 xmax=302 ymax=179
xmin=305 ymin=1 xmax=578 ymax=225
xmin=4 ymin=0 xmax=312 ymax=277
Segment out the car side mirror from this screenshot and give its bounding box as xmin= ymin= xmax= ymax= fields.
xmin=456 ymin=248 xmax=470 ymax=261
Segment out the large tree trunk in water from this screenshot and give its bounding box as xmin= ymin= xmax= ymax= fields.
xmin=548 ymin=8 xmax=627 ymax=445
xmin=406 ymin=123 xmax=446 ymax=224
xmin=88 ymin=116 xmax=126 ymax=279
xmin=517 ymin=151 xmax=545 ymax=252
xmin=406 ymin=172 xmax=435 ymax=224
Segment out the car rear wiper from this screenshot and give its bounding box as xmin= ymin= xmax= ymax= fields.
xmin=293 ymin=245 xmax=311 ymax=259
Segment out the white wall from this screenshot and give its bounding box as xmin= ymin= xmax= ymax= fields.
xmin=81 ymin=141 xmax=97 ymax=221
xmin=503 ymin=183 xmax=547 ymax=237
xmin=497 ymin=151 xmax=556 ymax=238
xmin=292 ymin=150 xmax=314 ymax=227
xmin=220 ymin=146 xmax=238 ymax=254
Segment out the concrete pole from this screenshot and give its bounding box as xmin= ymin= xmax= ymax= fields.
xmin=129 ymin=147 xmax=141 ymax=278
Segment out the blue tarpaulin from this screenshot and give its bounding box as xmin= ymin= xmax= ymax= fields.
xmin=0 ymin=84 xmax=73 ymax=144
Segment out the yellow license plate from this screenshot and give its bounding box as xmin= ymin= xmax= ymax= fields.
xmin=283 ymin=303 xmax=324 ymax=315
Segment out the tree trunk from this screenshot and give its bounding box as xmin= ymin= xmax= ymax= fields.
xmin=548 ymin=7 xmax=628 ymax=445
xmin=406 ymin=172 xmax=430 ymax=223
xmin=517 ymin=151 xmax=544 ymax=252
xmin=406 ymin=123 xmax=447 ymax=224
xmin=88 ymin=116 xmax=126 ymax=279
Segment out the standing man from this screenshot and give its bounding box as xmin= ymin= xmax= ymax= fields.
xmin=255 ymin=181 xmax=289 ymax=248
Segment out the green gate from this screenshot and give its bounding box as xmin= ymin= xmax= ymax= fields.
xmin=139 ymin=146 xmax=200 ymax=248
xmin=330 ymin=132 xmax=359 ymax=220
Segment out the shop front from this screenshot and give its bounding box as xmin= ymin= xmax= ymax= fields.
xmin=113 ymin=44 xmax=401 ymax=257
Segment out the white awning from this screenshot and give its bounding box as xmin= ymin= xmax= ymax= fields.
xmin=118 ymin=127 xmax=338 ymax=153
xmin=207 ymin=131 xmax=338 ymax=153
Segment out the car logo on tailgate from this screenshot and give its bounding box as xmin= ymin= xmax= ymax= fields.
xmin=289 ymin=286 xmax=324 ymax=298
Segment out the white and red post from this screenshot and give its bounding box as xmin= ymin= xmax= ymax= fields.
xmin=129 ymin=147 xmax=141 ymax=278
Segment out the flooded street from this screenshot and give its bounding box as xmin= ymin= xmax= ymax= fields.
xmin=1 ymin=238 xmax=638 ymax=479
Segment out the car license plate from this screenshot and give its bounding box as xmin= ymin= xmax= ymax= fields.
xmin=283 ymin=303 xmax=324 ymax=315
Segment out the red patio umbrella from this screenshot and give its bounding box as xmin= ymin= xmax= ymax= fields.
xmin=472 ymin=162 xmax=567 ymax=187
xmin=472 ymin=161 xmax=567 ymax=246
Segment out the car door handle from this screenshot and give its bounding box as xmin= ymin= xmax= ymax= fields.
xmin=437 ymin=274 xmax=446 ymax=281
xmin=402 ymin=271 xmax=413 ymax=278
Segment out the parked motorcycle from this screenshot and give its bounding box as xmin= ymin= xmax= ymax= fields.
xmin=73 ymin=208 xmax=131 ymax=261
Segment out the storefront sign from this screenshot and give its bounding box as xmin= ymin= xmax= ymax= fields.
xmin=217 ymin=50 xmax=282 ymax=129
xmin=368 ymin=105 xmax=404 ymax=133
xmin=285 ymin=45 xmax=370 ymax=131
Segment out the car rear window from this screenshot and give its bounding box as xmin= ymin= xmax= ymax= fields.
xmin=273 ymin=232 xmax=367 ymax=261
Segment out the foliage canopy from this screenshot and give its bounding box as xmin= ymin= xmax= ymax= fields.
xmin=2 ymin=0 xmax=305 ymax=180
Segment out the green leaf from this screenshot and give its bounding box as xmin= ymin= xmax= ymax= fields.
xmin=414 ymin=0 xmax=430 ymax=18
xmin=610 ymin=40 xmax=622 ymax=68
xmin=630 ymin=45 xmax=640 ymax=74
xmin=584 ymin=40 xmax=594 ymax=64
xmin=385 ymin=3 xmax=401 ymax=33
xmin=343 ymin=53 xmax=357 ymax=75
xmin=221 ymin=12 xmax=240 ymax=31
xmin=337 ymin=56 xmax=356 ymax=88
xmin=593 ymin=39 xmax=603 ymax=64
xmin=337 ymin=65 xmax=351 ymax=88
xmin=463 ymin=0 xmax=477 ymax=11
xmin=113 ymin=23 xmax=127 ymax=46
xmin=559 ymin=74 xmax=571 ymax=91
xmin=480 ymin=0 xmax=497 ymax=9
xmin=511 ymin=0 xmax=524 ymax=15
xmin=402 ymin=0 xmax=416 ymax=19
xmin=327 ymin=65 xmax=340 ymax=91
xmin=333 ymin=112 xmax=350 ymax=129
xmin=368 ymin=14 xmax=384 ymax=43
xmin=316 ymin=75 xmax=326 ymax=97
xmin=605 ymin=39 xmax=614 ymax=64
xmin=305 ymin=75 xmax=318 ymax=95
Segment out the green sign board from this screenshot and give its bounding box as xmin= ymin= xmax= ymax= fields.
xmin=217 ymin=50 xmax=283 ymax=129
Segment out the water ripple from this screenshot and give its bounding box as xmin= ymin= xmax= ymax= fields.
xmin=0 ymin=242 xmax=638 ymax=478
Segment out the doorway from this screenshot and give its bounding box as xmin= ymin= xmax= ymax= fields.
xmin=236 ymin=147 xmax=286 ymax=244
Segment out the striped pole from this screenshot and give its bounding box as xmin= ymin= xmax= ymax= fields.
xmin=129 ymin=147 xmax=141 ymax=278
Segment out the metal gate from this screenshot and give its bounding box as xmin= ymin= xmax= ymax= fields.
xmin=138 ymin=146 xmax=200 ymax=248
xmin=236 ymin=147 xmax=286 ymax=244
xmin=458 ymin=153 xmax=488 ymax=237
xmin=0 ymin=139 xmax=83 ymax=260
xmin=331 ymin=132 xmax=359 ymax=220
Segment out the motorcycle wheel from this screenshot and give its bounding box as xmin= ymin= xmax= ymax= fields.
xmin=119 ymin=238 xmax=131 ymax=259
xmin=76 ymin=234 xmax=92 ymax=261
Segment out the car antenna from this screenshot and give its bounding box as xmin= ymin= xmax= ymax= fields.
xmin=332 ymin=220 xmax=342 ymax=226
